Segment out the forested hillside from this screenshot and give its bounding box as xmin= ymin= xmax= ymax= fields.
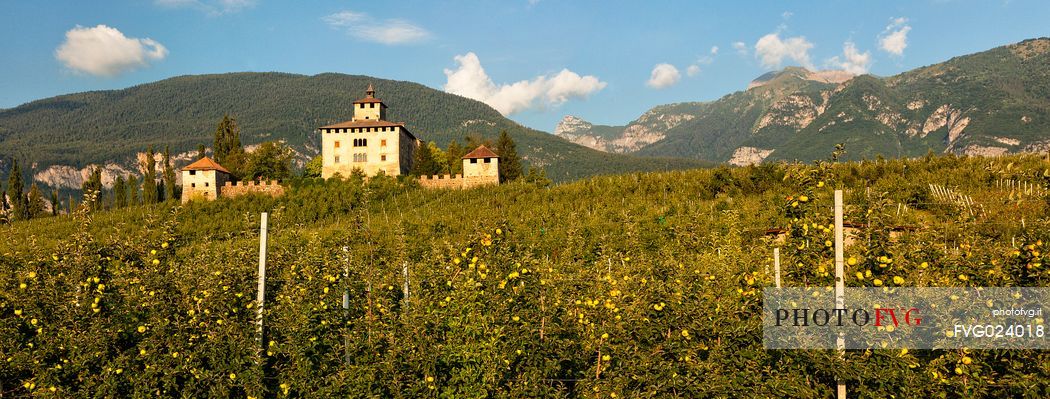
xmin=3 ymin=153 xmax=1050 ymax=397
xmin=0 ymin=73 xmax=708 ymax=182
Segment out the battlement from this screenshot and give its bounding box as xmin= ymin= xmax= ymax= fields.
xmin=223 ymin=180 xmax=282 ymax=188
xmin=222 ymin=180 xmax=286 ymax=199
xmin=418 ymin=174 xmax=497 ymax=189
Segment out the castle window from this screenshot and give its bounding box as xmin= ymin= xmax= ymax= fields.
xmin=189 ymin=170 xmax=196 ymax=176
xmin=381 ymin=154 xmax=387 ymax=161
xmin=334 ymin=141 xmax=340 ymax=148
xmin=353 ymin=153 xmax=368 ymax=162
xmin=334 ymin=155 xmax=340 ymax=163
xmin=205 ymin=183 xmax=209 ymax=187
xmin=484 ymin=158 xmax=491 ymax=163
xmin=381 ymin=139 xmax=387 ymax=146
xmin=470 ymin=159 xmax=478 ymax=164
xmin=365 ymin=116 xmax=369 ymax=119
xmin=370 ymin=103 xmax=375 ymax=108
xmin=191 ymin=183 xmax=196 ymax=188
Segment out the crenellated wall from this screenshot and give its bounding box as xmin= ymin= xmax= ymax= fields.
xmin=222 ymin=180 xmax=286 ymax=199
xmin=418 ymin=174 xmax=498 ymax=189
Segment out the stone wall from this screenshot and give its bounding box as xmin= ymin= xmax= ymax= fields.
xmin=419 ymin=174 xmax=464 ymax=189
xmin=418 ymin=174 xmax=498 ymax=189
xmin=222 ymin=180 xmax=286 ymax=199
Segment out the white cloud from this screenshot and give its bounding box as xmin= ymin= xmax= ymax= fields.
xmin=754 ymin=32 xmax=814 ymax=69
xmin=154 ymin=0 xmax=255 ymax=15
xmin=686 ymin=64 xmax=701 ymax=77
xmin=710 ymin=45 xmax=719 ymax=55
xmin=443 ymin=52 xmax=607 ymax=115
xmin=878 ymin=17 xmax=911 ymax=56
xmin=55 ymin=25 xmax=168 ymax=77
xmin=732 ymin=41 xmax=748 ymax=56
xmin=646 ymin=63 xmax=681 ymax=89
xmin=782 ymin=11 xmax=794 ymax=19
xmin=323 ymin=10 xmax=431 ymax=45
xmin=826 ymin=41 xmax=872 ymax=75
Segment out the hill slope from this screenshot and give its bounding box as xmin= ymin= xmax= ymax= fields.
xmin=557 ymin=38 xmax=1050 ymax=163
xmin=0 ymin=72 xmax=708 ymax=186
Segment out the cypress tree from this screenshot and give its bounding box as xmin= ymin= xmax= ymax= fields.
xmin=496 ymin=130 xmax=523 ymax=183
xmin=81 ymin=166 xmax=103 ymax=211
xmin=50 ymin=188 xmax=59 ymax=216
xmin=127 ymin=175 xmax=140 ymax=206
xmin=26 ymin=183 xmax=45 ymax=219
xmin=113 ymin=175 xmax=127 ymax=208
xmin=142 ymin=146 xmax=159 ymax=204
xmin=7 ymin=159 xmax=26 ymax=221
xmin=213 ymin=114 xmax=242 ymax=164
xmin=447 ymin=140 xmax=465 ymax=175
xmin=163 ymin=145 xmax=176 ymax=201
xmin=411 ymin=141 xmax=442 ymax=176
xmin=197 ymin=143 xmax=207 ymax=160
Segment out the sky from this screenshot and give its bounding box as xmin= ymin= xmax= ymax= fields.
xmin=1 ymin=0 xmax=1048 ymax=133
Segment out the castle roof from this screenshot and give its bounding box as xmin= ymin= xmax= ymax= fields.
xmin=320 ymin=120 xmax=404 ymax=129
xmin=353 ymin=83 xmax=386 ymax=106
xmin=319 ymin=119 xmax=417 ymax=140
xmin=352 ymin=97 xmax=386 ymax=105
xmin=462 ymin=145 xmax=499 ymax=159
xmin=181 ymin=156 xmax=231 ymax=174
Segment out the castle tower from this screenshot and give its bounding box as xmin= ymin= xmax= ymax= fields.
xmin=318 ymin=85 xmax=419 ymax=178
xmin=461 ymin=145 xmax=500 ymax=188
xmin=352 ymin=83 xmax=386 ymax=122
xmin=180 ymin=156 xmax=230 ymax=203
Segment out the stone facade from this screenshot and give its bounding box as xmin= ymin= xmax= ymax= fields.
xmin=181 ymin=169 xmax=228 ymax=203
xmin=319 ymin=85 xmax=419 ymax=179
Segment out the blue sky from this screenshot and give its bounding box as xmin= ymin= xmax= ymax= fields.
xmin=1 ymin=0 xmax=1048 ymax=133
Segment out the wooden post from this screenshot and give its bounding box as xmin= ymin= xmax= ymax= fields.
xmin=342 ymin=246 xmax=351 ymax=364
xmin=834 ymin=190 xmax=846 ymax=399
xmin=773 ymin=248 xmax=781 ymax=289
xmin=256 ymin=212 xmax=268 ymax=354
xmin=402 ymin=262 xmax=410 ymax=300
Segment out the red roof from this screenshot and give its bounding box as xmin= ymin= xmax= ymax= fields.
xmin=181 ymin=156 xmax=230 ymax=174
xmin=320 ymin=120 xmax=404 ymax=129
xmin=462 ymin=145 xmax=499 ymax=159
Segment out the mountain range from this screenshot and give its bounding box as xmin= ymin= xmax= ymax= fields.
xmin=556 ymin=38 xmax=1050 ymax=165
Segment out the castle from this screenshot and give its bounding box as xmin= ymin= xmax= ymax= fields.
xmin=318 ymin=84 xmax=420 ymax=178
xmin=179 ymin=156 xmax=284 ymax=203
xmin=319 ymin=85 xmax=500 ymax=188
xmin=180 ymin=84 xmax=498 ymax=202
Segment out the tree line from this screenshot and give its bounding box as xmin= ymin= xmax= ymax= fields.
xmin=1 ymin=114 xmax=294 ymax=223
xmin=408 ymin=130 xmax=548 ymax=184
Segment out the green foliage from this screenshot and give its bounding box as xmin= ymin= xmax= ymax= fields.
xmin=112 ymin=176 xmax=128 ymax=209
xmin=3 ymin=154 xmax=1050 ymax=397
xmin=302 ymin=155 xmax=322 ymax=178
xmin=242 ymin=141 xmax=293 ymax=181
xmin=496 ymin=130 xmax=522 ymax=183
xmin=163 ymin=146 xmax=177 ymax=202
xmin=410 ymin=141 xmax=442 ymax=176
xmin=142 ymin=146 xmax=159 ymax=205
xmin=446 ymin=140 xmax=465 ymax=175
xmin=212 ymin=114 xmax=243 ymax=165
xmin=26 ymin=183 xmax=46 ymax=218
xmin=81 ymin=166 xmax=103 ymax=211
xmin=7 ymin=159 xmax=26 ymax=221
